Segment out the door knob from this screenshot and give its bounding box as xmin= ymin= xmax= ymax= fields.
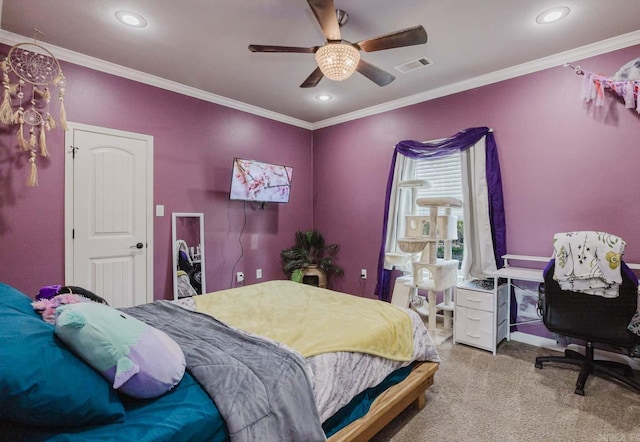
xmin=131 ymin=242 xmax=144 ymax=249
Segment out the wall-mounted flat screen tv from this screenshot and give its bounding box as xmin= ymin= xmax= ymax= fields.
xmin=229 ymin=158 xmax=293 ymax=203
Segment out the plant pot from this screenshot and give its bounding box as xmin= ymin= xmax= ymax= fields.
xmin=302 ymin=265 xmax=327 ymax=288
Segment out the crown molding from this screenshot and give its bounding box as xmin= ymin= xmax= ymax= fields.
xmin=0 ymin=29 xmax=313 ymax=130
xmin=0 ymin=28 xmax=637 ymax=131
xmin=311 ymin=30 xmax=640 ymax=129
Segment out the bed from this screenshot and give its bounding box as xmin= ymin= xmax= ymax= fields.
xmin=0 ymin=280 xmax=439 ymax=441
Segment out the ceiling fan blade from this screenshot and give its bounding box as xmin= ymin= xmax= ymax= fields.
xmin=248 ymin=44 xmax=318 ymax=53
xmin=300 ymin=67 xmax=324 ymax=88
xmin=356 ymin=25 xmax=428 ymax=52
xmin=356 ymin=59 xmax=395 ymax=87
xmin=307 ymin=0 xmax=341 ymax=41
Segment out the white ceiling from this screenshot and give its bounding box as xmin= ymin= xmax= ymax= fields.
xmin=1 ymin=0 xmax=639 ymax=128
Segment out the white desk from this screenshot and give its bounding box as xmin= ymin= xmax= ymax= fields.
xmin=492 ymin=254 xmax=548 ymax=341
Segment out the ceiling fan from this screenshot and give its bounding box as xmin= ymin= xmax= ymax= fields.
xmin=248 ymin=0 xmax=428 ymax=88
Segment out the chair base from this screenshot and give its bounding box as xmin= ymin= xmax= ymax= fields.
xmin=535 ymin=342 xmax=640 ymax=395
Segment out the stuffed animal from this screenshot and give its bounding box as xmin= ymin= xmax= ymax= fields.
xmin=33 ymin=285 xmax=109 ymax=324
xmin=36 ymin=285 xmax=109 ymax=304
xmin=55 ymin=302 xmax=186 ymax=398
xmin=613 ymin=57 xmax=640 ymax=81
xmin=32 ymin=293 xmax=92 ymax=324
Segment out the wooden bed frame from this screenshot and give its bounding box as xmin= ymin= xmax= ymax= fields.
xmin=329 ymin=361 xmax=439 ymax=441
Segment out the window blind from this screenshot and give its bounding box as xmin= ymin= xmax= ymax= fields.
xmin=413 ymin=152 xmax=464 ymax=220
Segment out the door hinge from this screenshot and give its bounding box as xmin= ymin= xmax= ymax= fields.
xmin=71 ymin=146 xmax=79 ymax=158
xmin=72 ymin=228 xmax=75 ymax=239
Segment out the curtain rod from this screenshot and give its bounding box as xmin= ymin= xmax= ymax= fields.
xmin=563 ymin=63 xmax=584 ymax=75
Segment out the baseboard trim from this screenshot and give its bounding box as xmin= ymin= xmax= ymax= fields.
xmin=510 ymin=331 xmax=564 ymax=351
xmin=510 ymin=331 xmax=640 ymax=370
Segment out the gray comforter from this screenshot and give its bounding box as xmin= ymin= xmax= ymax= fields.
xmin=122 ymin=301 xmax=326 ymax=442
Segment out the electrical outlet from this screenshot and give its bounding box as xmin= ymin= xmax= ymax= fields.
xmin=236 ymin=272 xmax=245 ymax=283
xmin=360 ymin=269 xmax=367 ymax=279
xmin=256 ymin=269 xmax=262 ymax=279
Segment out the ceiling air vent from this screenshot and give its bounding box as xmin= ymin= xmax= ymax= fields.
xmin=394 ymin=57 xmax=432 ymax=74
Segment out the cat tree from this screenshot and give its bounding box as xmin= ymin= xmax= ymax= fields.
xmin=388 ymin=180 xmax=462 ymax=331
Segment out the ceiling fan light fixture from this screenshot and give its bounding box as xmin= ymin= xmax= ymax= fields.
xmin=315 ymin=43 xmax=360 ymax=81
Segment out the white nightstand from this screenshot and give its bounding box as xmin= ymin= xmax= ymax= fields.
xmin=454 ymin=279 xmax=508 ymax=355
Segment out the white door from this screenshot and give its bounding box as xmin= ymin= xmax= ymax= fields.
xmin=65 ymin=123 xmax=153 ymax=307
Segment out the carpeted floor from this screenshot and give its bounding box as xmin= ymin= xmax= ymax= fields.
xmin=371 ymin=334 xmax=640 ymax=441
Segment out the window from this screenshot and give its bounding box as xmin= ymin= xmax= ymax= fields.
xmin=379 ymin=129 xmax=503 ymax=302
xmin=412 ymin=152 xmax=464 ymax=264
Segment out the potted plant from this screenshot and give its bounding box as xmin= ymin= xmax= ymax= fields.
xmin=280 ymin=229 xmax=344 ymax=288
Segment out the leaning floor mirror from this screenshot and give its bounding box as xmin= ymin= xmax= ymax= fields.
xmin=172 ymin=212 xmax=206 ymax=300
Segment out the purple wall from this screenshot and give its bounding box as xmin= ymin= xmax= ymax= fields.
xmin=1 ymin=43 xmax=638 ymax=302
xmin=313 ymin=45 xmax=640 ymax=297
xmin=0 ymin=44 xmax=313 ymax=299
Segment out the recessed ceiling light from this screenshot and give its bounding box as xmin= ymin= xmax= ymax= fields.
xmin=115 ymin=10 xmax=148 ymax=28
xmin=315 ymin=94 xmax=332 ymax=101
xmin=536 ymin=6 xmax=570 ymax=24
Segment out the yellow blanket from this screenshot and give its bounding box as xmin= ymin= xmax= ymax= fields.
xmin=194 ymin=280 xmax=414 ymax=361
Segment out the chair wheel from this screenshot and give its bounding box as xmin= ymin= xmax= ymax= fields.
xmin=535 ymin=361 xmax=543 ymax=369
xmin=574 ymin=387 xmax=585 ymax=396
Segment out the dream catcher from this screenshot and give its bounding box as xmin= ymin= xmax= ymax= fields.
xmin=0 ymin=30 xmax=68 ymax=186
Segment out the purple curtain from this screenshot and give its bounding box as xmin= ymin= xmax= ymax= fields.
xmin=374 ymin=127 xmax=506 ymax=301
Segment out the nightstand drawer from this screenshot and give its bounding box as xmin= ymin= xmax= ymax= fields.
xmin=497 ymin=297 xmax=509 ymax=324
xmin=454 ymin=306 xmax=494 ymax=349
xmin=497 ymin=283 xmax=508 ymax=306
xmin=497 ymin=318 xmax=508 ymax=343
xmin=456 ymin=288 xmax=494 ymax=312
